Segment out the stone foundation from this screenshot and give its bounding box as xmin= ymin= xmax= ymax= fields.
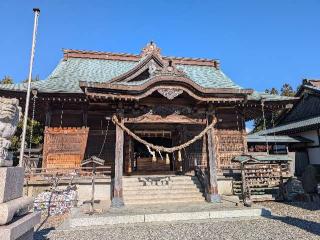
xmin=0 ymin=212 xmax=40 ymax=240
xmin=0 ymin=167 xmax=24 ymax=203
xmin=0 ymin=167 xmax=40 ymax=239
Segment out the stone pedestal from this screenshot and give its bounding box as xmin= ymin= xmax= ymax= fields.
xmin=0 ymin=167 xmax=24 ymax=203
xmin=0 ymin=212 xmax=41 ymax=240
xmin=0 ymin=167 xmax=40 ymax=239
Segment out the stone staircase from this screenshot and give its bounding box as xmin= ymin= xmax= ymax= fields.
xmin=123 ymin=175 xmax=205 ymax=205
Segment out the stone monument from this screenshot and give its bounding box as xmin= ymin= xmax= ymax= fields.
xmin=0 ymin=97 xmax=40 ymax=240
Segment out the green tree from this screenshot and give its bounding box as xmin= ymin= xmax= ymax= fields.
xmin=22 ymin=75 xmax=40 ymax=83
xmin=281 ymin=83 xmax=295 ymax=97
xmin=1 ymin=75 xmax=14 ymax=84
xmin=264 ymin=87 xmax=279 ymax=95
xmin=252 ymin=84 xmax=297 ymax=133
xmin=10 ymin=118 xmax=44 ymax=151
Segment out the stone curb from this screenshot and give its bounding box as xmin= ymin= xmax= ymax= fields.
xmin=69 ymin=208 xmax=271 ymax=227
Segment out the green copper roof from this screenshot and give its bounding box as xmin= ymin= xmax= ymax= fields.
xmin=255 ymin=116 xmax=320 ymax=135
xmin=247 ymin=91 xmax=296 ymax=101
xmin=0 ymin=58 xmax=138 ymax=93
xmin=247 ymin=135 xmax=313 ymax=143
xmin=0 ymin=57 xmax=242 ymax=94
xmin=176 ymin=65 xmax=241 ymax=89
xmin=0 ymin=53 xmax=298 ymax=104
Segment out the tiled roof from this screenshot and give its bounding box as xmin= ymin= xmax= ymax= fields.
xmin=0 ymin=58 xmax=138 ymax=93
xmin=247 ymin=91 xmax=297 ymax=102
xmin=247 ymin=135 xmax=313 ymax=143
xmin=255 ymin=116 xmax=320 ymax=135
xmin=233 ymin=154 xmax=292 ymax=162
xmin=0 ymin=57 xmax=242 ymax=93
xmin=0 ymin=44 xmax=299 ymax=103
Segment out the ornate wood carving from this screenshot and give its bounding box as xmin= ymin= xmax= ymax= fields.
xmin=157 ymin=88 xmax=183 ymax=100
xmin=124 ymin=114 xmax=206 ymax=124
xmin=216 ymin=129 xmax=246 ymax=168
xmin=141 ymin=41 xmax=161 ymax=57
xmin=42 ymin=127 xmax=89 ymax=169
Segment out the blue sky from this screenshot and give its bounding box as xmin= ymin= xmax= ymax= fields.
xmin=0 ymin=0 xmax=319 ymax=92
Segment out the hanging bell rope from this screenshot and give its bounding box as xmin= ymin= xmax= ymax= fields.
xmin=112 ymin=115 xmax=217 ymax=153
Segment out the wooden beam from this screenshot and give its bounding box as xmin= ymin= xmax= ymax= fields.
xmin=124 ymin=114 xmax=206 ymax=125
xmin=111 ymin=120 xmax=125 ymax=207
xmin=206 ymin=117 xmax=221 ymax=203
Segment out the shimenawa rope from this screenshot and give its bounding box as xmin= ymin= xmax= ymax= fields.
xmin=112 ymin=115 xmax=216 ymax=153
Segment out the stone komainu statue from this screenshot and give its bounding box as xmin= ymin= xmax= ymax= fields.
xmin=0 ymin=97 xmax=21 ymax=167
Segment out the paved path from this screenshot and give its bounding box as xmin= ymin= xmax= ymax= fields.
xmin=35 ymin=201 xmax=320 ymax=240
xmin=36 ymin=215 xmax=320 ymax=240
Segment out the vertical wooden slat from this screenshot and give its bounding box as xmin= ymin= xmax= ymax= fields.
xmin=111 ymin=122 xmax=124 ymax=207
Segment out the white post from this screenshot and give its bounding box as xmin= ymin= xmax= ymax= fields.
xmin=19 ymin=8 xmax=40 ymax=167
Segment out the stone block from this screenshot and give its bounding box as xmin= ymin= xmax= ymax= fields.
xmin=0 ymin=212 xmax=40 ymax=240
xmin=0 ymin=167 xmax=24 ymax=203
xmin=145 ymin=211 xmax=209 ymax=222
xmin=209 ymin=208 xmax=271 ymax=219
xmin=0 ymin=196 xmax=33 ymax=225
xmin=70 ymin=214 xmax=145 ymax=227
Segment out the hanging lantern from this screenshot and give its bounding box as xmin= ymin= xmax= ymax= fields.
xmin=165 ymin=154 xmax=170 ymax=165
xmin=178 ymin=150 xmax=182 ymax=162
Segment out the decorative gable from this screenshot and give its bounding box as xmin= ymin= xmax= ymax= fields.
xmin=110 ymin=42 xmax=189 ymax=85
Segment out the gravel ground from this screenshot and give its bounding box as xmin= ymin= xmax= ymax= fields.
xmin=259 ymin=201 xmax=320 ymax=218
xmin=35 ymin=201 xmax=320 ymax=240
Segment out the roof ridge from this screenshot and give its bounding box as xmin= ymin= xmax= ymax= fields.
xmin=63 ymin=48 xmax=219 ymax=67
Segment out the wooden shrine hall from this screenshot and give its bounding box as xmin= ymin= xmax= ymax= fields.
xmin=0 ymin=42 xmax=297 ymax=205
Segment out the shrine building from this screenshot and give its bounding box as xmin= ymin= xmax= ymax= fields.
xmin=0 ymin=42 xmax=297 ymax=205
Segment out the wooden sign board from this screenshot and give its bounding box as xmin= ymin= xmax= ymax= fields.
xmin=42 ymin=127 xmax=89 ymax=169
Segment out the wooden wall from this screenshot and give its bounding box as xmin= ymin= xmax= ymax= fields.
xmin=44 ymin=101 xmax=247 ymax=172
xmin=216 ymin=110 xmax=246 ymax=169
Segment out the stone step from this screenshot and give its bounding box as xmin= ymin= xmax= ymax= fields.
xmin=123 ymin=185 xmax=202 ymax=191
xmin=122 ymin=175 xmax=205 ymax=204
xmin=123 ymin=183 xmax=202 ymax=189
xmin=122 ymin=179 xmax=200 ymax=184
xmin=122 ymin=176 xmax=198 ymax=183
xmin=69 ymin=207 xmax=271 ymax=227
xmin=123 ymin=188 xmax=202 ymax=196
xmin=124 ymin=192 xmax=204 ymax=201
xmin=124 ymin=198 xmax=205 ymax=205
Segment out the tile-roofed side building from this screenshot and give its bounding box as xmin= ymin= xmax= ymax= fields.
xmin=254 ymin=79 xmax=320 ymax=166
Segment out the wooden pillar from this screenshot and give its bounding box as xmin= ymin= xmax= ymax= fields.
xmin=201 ymin=134 xmax=208 ymax=169
xmin=241 ymin=111 xmax=248 ymax=153
xmin=82 ymin=104 xmax=88 ymax=127
xmin=111 ymin=121 xmax=124 ymax=207
xmin=124 ymin=135 xmax=133 ymax=174
xmin=206 ymin=116 xmax=221 ymax=203
xmin=45 ymin=103 xmax=52 ymax=127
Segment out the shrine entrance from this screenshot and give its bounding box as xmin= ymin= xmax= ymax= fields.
xmin=133 ymin=134 xmax=174 ymax=174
